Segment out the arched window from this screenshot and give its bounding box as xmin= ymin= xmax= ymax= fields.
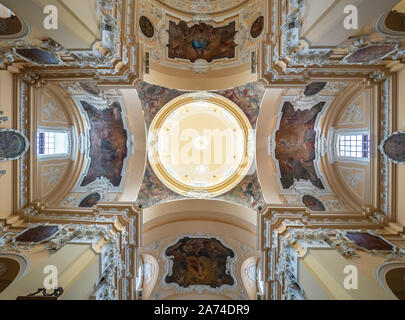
xmin=331 ymin=129 xmax=371 ymax=163
xmin=337 ymin=134 xmax=370 ymax=159
xmin=36 ymin=129 xmax=70 ymax=159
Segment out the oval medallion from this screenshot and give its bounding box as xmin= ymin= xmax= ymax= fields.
xmin=139 ymin=16 xmax=154 ymax=38
xmin=0 ymin=129 xmax=29 ymax=161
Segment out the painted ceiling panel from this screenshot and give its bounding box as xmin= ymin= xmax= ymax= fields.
xmin=80 ymin=101 xmax=128 ymax=187
xmin=275 ymin=101 xmax=325 ymax=190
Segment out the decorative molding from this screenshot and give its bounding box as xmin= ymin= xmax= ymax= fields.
xmin=339 ymin=93 xmax=366 ymax=125
xmin=245 ymin=263 xmax=257 ymax=286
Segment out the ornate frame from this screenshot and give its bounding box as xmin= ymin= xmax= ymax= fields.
xmin=341 ymin=40 xmax=399 ymax=65
xmin=0 ymin=128 xmax=30 ymax=161
xmin=11 ymin=224 xmax=62 ymax=245
xmin=378 ymin=131 xmax=405 ymax=165
xmin=71 ymin=96 xmax=132 ymax=193
xmin=270 ymin=95 xmax=334 ymax=197
xmin=161 ymin=233 xmax=238 ymax=294
xmin=12 ymin=44 xmax=63 ymax=66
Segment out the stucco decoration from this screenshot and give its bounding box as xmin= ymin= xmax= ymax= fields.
xmin=162 ymin=235 xmax=237 ymax=293
xmin=337 ymin=166 xmax=365 ymax=200
xmin=339 ymin=93 xmax=366 ymax=125
xmin=0 ymin=129 xmax=30 ymax=161
xmin=41 ymin=163 xmax=68 ymax=198
xmin=156 ymin=0 xmax=249 ymax=15
xmin=41 ymin=99 xmax=68 ymax=124
xmin=379 ymin=131 xmax=405 ymax=164
xmin=139 ymin=0 xmax=263 ymax=73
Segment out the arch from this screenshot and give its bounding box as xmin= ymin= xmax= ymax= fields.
xmin=376 ymin=262 xmax=405 ymax=300
xmin=0 ymin=3 xmax=30 ymax=40
xmin=0 ymin=253 xmax=30 ymax=294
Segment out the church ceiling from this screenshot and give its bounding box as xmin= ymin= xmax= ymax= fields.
xmin=135 ymin=81 xmax=265 ymax=209
xmin=138 ymin=0 xmax=264 ymax=75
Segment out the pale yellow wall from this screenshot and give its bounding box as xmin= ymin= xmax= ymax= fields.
xmin=60 ymin=251 xmax=100 ymax=300
xmin=300 ymin=248 xmax=393 ymax=300
xmin=298 ymin=258 xmax=332 ymax=300
xmin=1 ymin=0 xmax=99 ymax=49
xmin=0 ymin=70 xmax=15 ymax=219
xmin=144 ymin=62 xmax=257 ymax=91
xmin=0 ymin=244 xmax=99 ymax=300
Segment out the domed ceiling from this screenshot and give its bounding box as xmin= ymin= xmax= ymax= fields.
xmin=147 ymin=92 xmax=254 ymax=197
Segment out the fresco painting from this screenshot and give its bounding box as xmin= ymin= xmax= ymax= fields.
xmin=14 ymin=226 xmax=59 ymax=243
xmin=345 ymin=44 xmax=397 ymax=64
xmin=165 ymin=237 xmax=235 ymax=288
xmin=346 ymin=232 xmax=393 ymax=251
xmin=79 ymin=193 xmax=101 ymax=207
xmin=304 ymin=82 xmax=327 ymax=96
xmin=250 ymin=16 xmax=264 ymax=38
xmin=302 ymin=195 xmax=326 ymax=211
xmin=275 ymin=101 xmax=325 ymax=190
xmin=382 ymin=132 xmax=405 ymax=163
xmin=167 ymin=21 xmax=237 ymax=63
xmin=139 ymin=16 xmax=155 ymax=38
xmin=80 ymin=101 xmax=128 ymax=187
xmin=15 ymin=48 xmax=59 ymax=65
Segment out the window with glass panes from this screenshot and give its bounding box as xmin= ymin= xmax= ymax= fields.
xmin=338 ymin=134 xmax=370 ymax=158
xmin=36 ymin=132 xmax=56 ymax=155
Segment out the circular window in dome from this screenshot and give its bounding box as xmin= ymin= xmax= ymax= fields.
xmin=0 ymin=3 xmax=30 ymax=40
xmin=148 ymin=92 xmax=254 ymax=198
